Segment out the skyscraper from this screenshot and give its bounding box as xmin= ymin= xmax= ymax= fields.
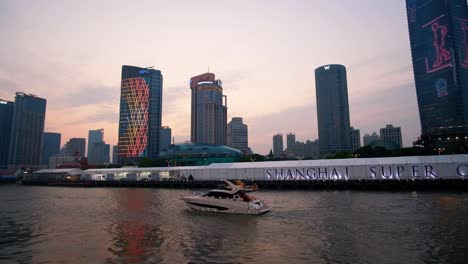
xmin=41 ymin=132 xmax=61 ymax=166
xmin=406 ymin=0 xmax=468 ymax=137
xmin=159 ymin=126 xmax=172 ymax=153
xmin=118 ymin=65 xmax=163 ymax=164
xmin=0 ymin=99 xmax=14 ymax=169
xmin=315 ymin=64 xmax=352 ymax=155
xmin=88 ymin=128 xmax=104 ymax=162
xmin=380 ymin=124 xmax=403 ymax=149
xmin=286 ymin=133 xmax=296 ymax=151
xmin=350 ymin=127 xmax=361 ymax=152
xmin=62 ymin=138 xmax=86 ymax=157
xmin=227 ymin=117 xmax=250 ymax=154
xmin=8 ymin=93 xmax=47 ymax=169
xmin=190 ymin=73 xmax=227 ymax=145
xmin=273 ymin=134 xmax=283 ymax=157
xmin=92 ymin=142 xmax=110 ymax=165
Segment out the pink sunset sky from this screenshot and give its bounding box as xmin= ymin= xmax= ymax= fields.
xmin=0 ymin=0 xmax=420 ymax=155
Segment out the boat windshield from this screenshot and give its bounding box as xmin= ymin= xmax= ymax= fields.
xmin=203 ymin=191 xmax=234 ymax=199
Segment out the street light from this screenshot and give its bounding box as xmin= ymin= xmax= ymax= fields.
xmin=434 ymin=147 xmax=445 ymax=155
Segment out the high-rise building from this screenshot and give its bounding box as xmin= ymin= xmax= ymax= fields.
xmin=363 ymin=132 xmax=379 ymax=146
xmin=92 ymin=142 xmax=110 ymax=165
xmin=41 ymin=132 xmax=61 ymax=166
xmin=315 ymin=64 xmax=352 ymax=155
xmin=0 ymin=99 xmax=14 ymax=169
xmin=286 ymin=133 xmax=296 ymax=151
xmin=112 ymin=145 xmax=118 ymax=164
xmin=380 ymin=124 xmax=403 ymax=149
xmin=190 ymin=73 xmax=227 ymax=145
xmin=62 ymin=138 xmax=86 ymax=157
xmin=159 ymin=126 xmax=172 ymax=153
xmin=273 ymin=134 xmax=283 ymax=157
xmin=8 ymin=93 xmax=46 ymax=169
xmin=118 ymin=65 xmax=163 ymax=164
xmin=350 ymin=127 xmax=361 ymax=152
xmin=88 ymin=129 xmax=104 ymax=162
xmin=227 ymin=117 xmax=250 ymax=154
xmin=406 ymin=1 xmax=468 ymax=138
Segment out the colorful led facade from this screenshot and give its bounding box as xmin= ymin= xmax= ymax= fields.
xmin=118 ymin=65 xmax=162 ymax=164
xmin=406 ymin=0 xmax=468 ymax=135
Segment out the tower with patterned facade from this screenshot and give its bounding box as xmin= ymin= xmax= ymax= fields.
xmin=118 ymin=65 xmax=163 ymax=165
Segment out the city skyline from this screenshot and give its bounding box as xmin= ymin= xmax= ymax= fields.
xmin=0 ymin=0 xmax=420 ymax=154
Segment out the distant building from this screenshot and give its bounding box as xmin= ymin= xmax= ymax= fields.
xmin=62 ymin=138 xmax=86 ymax=157
xmin=289 ymin=141 xmax=305 ymax=159
xmin=41 ymin=132 xmax=61 ymax=166
xmin=112 ymin=145 xmax=118 ymax=164
xmin=363 ymin=132 xmax=379 ymax=146
xmin=0 ymin=99 xmax=14 ymax=169
xmin=380 ymin=124 xmax=402 ymax=149
xmin=160 ymin=126 xmax=172 ymax=153
xmin=305 ymin=140 xmax=320 ymax=159
xmin=88 ymin=129 xmax=104 ymax=163
xmin=8 ymin=92 xmax=47 ymax=169
xmin=405 ymin=0 xmax=468 ymax=140
xmin=350 ymin=127 xmax=361 ymax=152
xmin=49 ymin=154 xmax=88 ymax=169
xmin=286 ymin=133 xmax=296 ymax=151
xmin=118 ymin=65 xmax=163 ymax=165
xmin=272 ymin=134 xmax=283 ymax=157
xmin=227 ymin=117 xmax=250 ymax=154
xmin=315 ymin=64 xmax=352 ymax=155
xmin=190 ymin=73 xmax=227 ymax=145
xmin=160 ymin=142 xmax=241 ymax=166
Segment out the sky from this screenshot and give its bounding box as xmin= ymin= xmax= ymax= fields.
xmin=0 ymin=0 xmax=420 ymax=155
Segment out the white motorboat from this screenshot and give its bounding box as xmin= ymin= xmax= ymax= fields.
xmin=182 ymin=180 xmax=271 ymax=215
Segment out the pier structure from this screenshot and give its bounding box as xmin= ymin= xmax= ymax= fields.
xmin=22 ymin=155 xmax=468 ymax=190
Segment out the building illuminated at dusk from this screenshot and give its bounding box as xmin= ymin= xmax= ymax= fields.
xmin=189 ymin=73 xmax=227 ymax=145
xmin=406 ymin=0 xmax=468 ymax=145
xmin=118 ymin=65 xmax=163 ymax=165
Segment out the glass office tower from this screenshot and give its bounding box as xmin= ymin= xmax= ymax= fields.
xmin=315 ymin=64 xmax=352 ymax=155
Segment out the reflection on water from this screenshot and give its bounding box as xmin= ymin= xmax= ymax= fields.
xmin=1 ymin=185 xmax=468 ymax=263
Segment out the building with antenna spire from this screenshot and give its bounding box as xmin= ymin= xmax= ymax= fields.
xmin=189 ymin=72 xmax=227 ymax=145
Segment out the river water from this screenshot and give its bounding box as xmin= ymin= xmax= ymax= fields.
xmin=1 ymin=185 xmax=468 ymax=263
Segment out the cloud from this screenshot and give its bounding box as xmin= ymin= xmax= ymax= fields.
xmin=247 ymin=105 xmax=317 ymax=154
xmin=62 ymin=107 xmax=119 ymax=126
xmin=61 ymin=84 xmax=119 ymax=107
xmin=378 ymin=65 xmax=413 ymax=78
xmin=220 ymin=70 xmax=250 ymax=92
xmin=0 ymin=76 xmax=20 ymax=99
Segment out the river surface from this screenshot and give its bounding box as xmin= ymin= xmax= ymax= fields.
xmin=1 ymin=185 xmax=468 ymax=263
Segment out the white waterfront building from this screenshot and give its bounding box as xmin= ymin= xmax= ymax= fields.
xmin=31 ymin=155 xmax=468 ymax=182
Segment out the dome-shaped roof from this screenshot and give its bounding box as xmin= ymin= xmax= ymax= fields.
xmin=160 ymin=142 xmax=241 ymax=158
